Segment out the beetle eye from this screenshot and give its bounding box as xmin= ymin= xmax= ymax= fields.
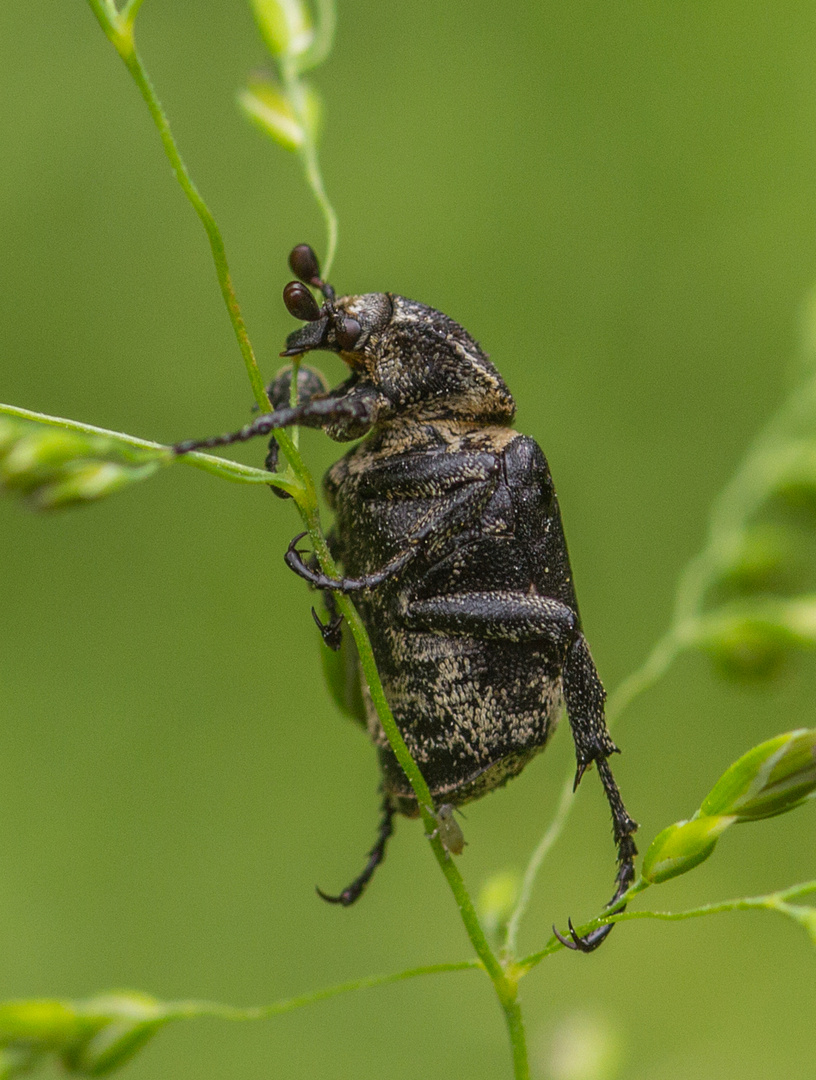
xmin=288 ymin=244 xmax=321 ymax=285
xmin=283 ymin=281 xmax=322 ymax=322
xmin=335 ymin=317 xmax=362 ymax=351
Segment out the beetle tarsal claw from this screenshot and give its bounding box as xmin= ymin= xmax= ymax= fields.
xmin=315 ymin=885 xmax=353 ymax=906
xmin=311 ymin=606 xmax=343 ymax=650
xmin=573 ymin=759 xmax=592 ymax=791
xmin=284 ymin=532 xmax=326 ymax=584
xmin=552 ymin=919 xmax=578 ymax=950
xmin=553 ymin=917 xmax=612 ymax=953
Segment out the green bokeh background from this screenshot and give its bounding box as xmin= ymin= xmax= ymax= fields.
xmin=1 ymin=2 xmax=815 ymax=1077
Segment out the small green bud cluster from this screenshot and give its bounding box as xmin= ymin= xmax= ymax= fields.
xmin=476 ymin=870 xmax=521 ymax=941
xmin=643 ymin=728 xmax=816 ymax=884
xmin=0 ymin=418 xmax=166 ymax=511
xmin=697 ymin=432 xmax=816 ymax=679
xmin=0 ymin=994 xmax=167 ymax=1078
xmin=239 ymin=78 xmax=321 ymax=153
xmin=699 ymin=597 xmax=816 ymax=680
xmin=250 ymin=0 xmax=314 ymax=60
xmin=240 ymin=1 xmax=333 ymax=158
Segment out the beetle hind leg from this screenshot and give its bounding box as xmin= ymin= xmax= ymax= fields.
xmin=316 ymin=796 xmax=396 ymax=907
xmin=559 ymin=635 xmax=638 ymax=952
xmin=556 ymin=757 xmax=637 ymax=952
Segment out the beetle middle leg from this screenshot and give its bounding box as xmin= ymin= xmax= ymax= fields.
xmin=316 ymin=795 xmax=396 ymax=906
xmin=286 ymin=455 xmax=503 ymax=593
xmin=286 ymin=532 xmax=416 ymax=591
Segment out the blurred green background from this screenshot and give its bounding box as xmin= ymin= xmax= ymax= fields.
xmin=1 ymin=2 xmax=815 ymax=1077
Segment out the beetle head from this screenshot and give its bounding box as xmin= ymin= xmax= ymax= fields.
xmin=281 ymin=246 xmax=516 ymax=426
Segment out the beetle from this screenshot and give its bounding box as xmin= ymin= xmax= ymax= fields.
xmin=175 ymin=244 xmax=638 ymax=951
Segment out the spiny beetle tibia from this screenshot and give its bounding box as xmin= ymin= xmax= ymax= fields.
xmin=175 ymin=244 xmax=638 ymax=952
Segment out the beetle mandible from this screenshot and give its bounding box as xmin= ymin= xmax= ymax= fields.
xmin=175 ymin=244 xmax=638 ymax=952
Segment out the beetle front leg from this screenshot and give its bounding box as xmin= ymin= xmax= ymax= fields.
xmin=316 ymin=795 xmax=396 ymax=906
xmin=173 ymin=384 xmax=385 ymax=456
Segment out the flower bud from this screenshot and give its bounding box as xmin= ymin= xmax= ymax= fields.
xmin=1 ymin=430 xmax=107 ymax=489
xmin=545 ymin=1011 xmax=622 ymax=1080
xmin=793 ymin=907 xmax=816 ymax=946
xmin=0 ymin=418 xmax=21 ymax=456
xmin=476 ymin=869 xmax=521 ymax=937
xmin=239 ymin=78 xmax=321 ymax=152
xmin=642 ymin=815 xmax=734 ymax=884
xmin=0 ymin=999 xmax=88 ymax=1048
xmin=0 ymin=1047 xmax=46 ymax=1078
xmin=644 ymin=729 xmax=816 ymax=885
xmin=239 ymin=82 xmax=303 ymax=151
xmin=0 ymin=993 xmax=166 ymax=1077
xmin=775 ymin=438 xmax=816 ymax=505
xmin=701 ymin=728 xmax=816 ymax=821
xmin=31 ymin=461 xmax=161 ymax=510
xmin=703 ymin=617 xmax=793 ymax=679
xmin=249 ymin=0 xmax=313 ymax=58
xmin=63 ymin=995 xmax=165 ymax=1076
xmin=715 ymin=524 xmax=799 ymax=594
xmin=699 ymin=598 xmax=816 ymax=680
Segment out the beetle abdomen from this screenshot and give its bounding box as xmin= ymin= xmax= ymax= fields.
xmin=361 ymin=629 xmax=564 ymax=812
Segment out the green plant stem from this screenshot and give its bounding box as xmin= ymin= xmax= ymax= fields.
xmin=517 ymin=877 xmax=816 ymax=970
xmin=298 ymin=509 xmax=520 ymax=996
xmin=279 ymin=55 xmax=338 ymax=277
xmin=86 ymin=0 xmax=271 ymax=417
xmin=0 ymin=403 xmax=297 ymax=494
xmin=502 ymin=995 xmax=530 ymax=1080
xmin=162 ymin=960 xmax=482 ymax=1023
xmin=594 ymin=879 xmax=816 ymax=941
xmin=518 ymin=878 xmax=651 ymax=971
xmin=504 ymin=775 xmax=573 ymax=958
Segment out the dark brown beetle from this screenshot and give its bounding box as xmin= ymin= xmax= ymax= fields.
xmin=175 ymin=245 xmax=638 ymax=951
